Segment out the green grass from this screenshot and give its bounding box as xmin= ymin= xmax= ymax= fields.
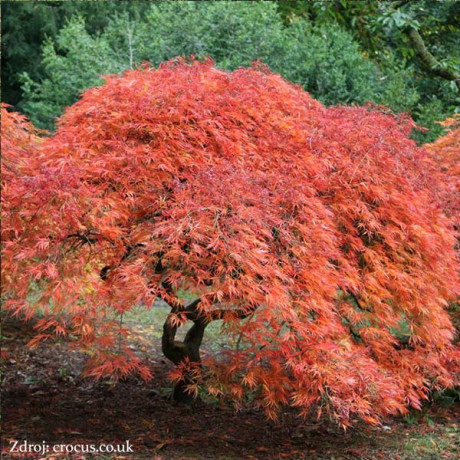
xmin=124 ymin=301 xmax=231 ymax=351
xmin=402 ymin=424 xmax=459 ymax=459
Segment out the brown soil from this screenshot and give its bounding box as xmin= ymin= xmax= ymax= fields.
xmin=1 ymin=316 xmax=459 ymax=459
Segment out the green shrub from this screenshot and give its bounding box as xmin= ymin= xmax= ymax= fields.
xmin=20 ymin=17 xmax=122 ymax=130
xmin=20 ymin=2 xmax=418 ymax=131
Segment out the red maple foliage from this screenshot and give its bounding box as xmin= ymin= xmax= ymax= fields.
xmin=424 ymin=115 xmax=460 ymax=229
xmin=2 ymin=59 xmax=459 ymax=426
xmin=424 ymin=115 xmax=460 ymax=335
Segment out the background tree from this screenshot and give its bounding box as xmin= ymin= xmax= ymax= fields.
xmin=278 ymin=0 xmax=460 ymax=141
xmin=19 ymin=17 xmax=124 ymax=131
xmin=2 ymin=61 xmax=459 ymax=426
xmin=8 ymin=1 xmax=417 ymax=131
xmin=1 ymin=0 xmax=149 ymax=107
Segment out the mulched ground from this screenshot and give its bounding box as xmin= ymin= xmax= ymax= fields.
xmin=1 ymin=316 xmax=459 ymax=459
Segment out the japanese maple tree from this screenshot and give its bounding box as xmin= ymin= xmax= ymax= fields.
xmin=2 ymin=59 xmax=459 ymax=426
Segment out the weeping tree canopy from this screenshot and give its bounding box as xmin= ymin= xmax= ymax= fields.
xmin=2 ymin=59 xmax=459 ymax=426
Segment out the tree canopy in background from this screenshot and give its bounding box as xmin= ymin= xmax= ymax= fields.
xmin=1 ymin=0 xmax=150 ymax=105
xmin=2 ymin=1 xmax=458 ymax=141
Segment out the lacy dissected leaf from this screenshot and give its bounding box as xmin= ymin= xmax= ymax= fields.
xmin=424 ymin=114 xmax=460 ymax=228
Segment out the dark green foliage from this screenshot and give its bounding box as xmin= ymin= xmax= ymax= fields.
xmin=19 ymin=17 xmax=122 ymax=130
xmin=275 ymin=21 xmax=418 ymax=110
xmin=2 ymin=1 xmax=458 ymax=139
xmin=8 ymin=1 xmax=417 ymax=131
xmin=277 ymin=0 xmax=460 ymax=142
xmin=2 ymin=1 xmax=63 ymax=107
xmin=1 ymin=0 xmax=150 ymax=108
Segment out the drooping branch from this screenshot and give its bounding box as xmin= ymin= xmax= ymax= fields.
xmin=343 ymin=288 xmax=413 ymax=350
xmin=67 ymin=232 xmax=98 ymax=245
xmin=407 ymin=27 xmax=460 ymax=91
xmin=183 ymin=300 xmax=259 ymax=323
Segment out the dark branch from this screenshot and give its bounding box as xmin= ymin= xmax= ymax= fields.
xmin=67 ymin=232 xmax=98 ymax=245
xmin=345 ymin=289 xmax=370 ymax=311
xmin=161 ymin=296 xmax=258 ymax=365
xmin=161 ymin=298 xmax=208 ymax=365
xmin=99 ymin=242 xmax=147 ymax=280
xmin=407 ymin=27 xmax=460 ymax=91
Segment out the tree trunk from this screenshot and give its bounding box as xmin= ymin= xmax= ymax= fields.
xmin=158 ymin=286 xmax=257 ymax=403
xmin=162 ymin=309 xmax=208 ymax=403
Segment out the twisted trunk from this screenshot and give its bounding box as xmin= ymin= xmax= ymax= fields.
xmin=160 ymin=293 xmax=258 ymax=402
xmin=161 ymin=299 xmax=208 ymax=403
